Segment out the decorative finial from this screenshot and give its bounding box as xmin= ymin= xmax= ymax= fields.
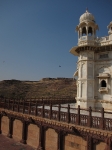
xmin=86 ymin=7 xmax=88 ymax=12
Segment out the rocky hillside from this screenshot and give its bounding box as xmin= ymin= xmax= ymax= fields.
xmin=0 ymin=78 xmax=77 ymax=99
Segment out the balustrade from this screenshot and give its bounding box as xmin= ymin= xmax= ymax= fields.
xmin=80 ymin=115 xmax=88 ymax=126
xmin=52 ymin=110 xmax=58 ymax=120
xmin=92 ymin=117 xmax=100 ymax=128
xmin=70 ymin=113 xmax=77 ymax=123
xmin=105 ymin=118 xmax=112 ymax=130
xmin=44 ymin=109 xmax=50 ymax=118
xmin=60 ymin=112 xmax=67 ymax=122
xmin=0 ymin=98 xmax=112 ymax=131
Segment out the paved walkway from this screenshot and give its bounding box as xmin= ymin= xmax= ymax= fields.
xmin=0 ymin=134 xmax=36 ymax=150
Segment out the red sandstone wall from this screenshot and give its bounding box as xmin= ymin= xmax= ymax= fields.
xmin=0 ymin=115 xmax=108 ymax=150
xmin=1 ymin=116 xmax=9 ymax=135
xmin=64 ymin=134 xmax=87 ymax=150
xmin=13 ymin=119 xmax=22 ymax=140
xmin=45 ymin=128 xmax=58 ymax=150
xmin=95 ymin=142 xmax=106 ymax=150
xmin=27 ymin=124 xmax=39 ymax=148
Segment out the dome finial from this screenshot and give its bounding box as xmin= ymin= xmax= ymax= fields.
xmin=86 ymin=7 xmax=88 ymax=12
xmin=80 ymin=9 xmax=95 ymax=23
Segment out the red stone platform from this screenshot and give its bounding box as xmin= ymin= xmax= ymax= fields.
xmin=0 ymin=134 xmax=35 ymax=150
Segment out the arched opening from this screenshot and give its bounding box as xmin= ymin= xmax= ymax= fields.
xmin=101 ymin=80 xmax=106 ymax=87
xmin=82 ymin=27 xmax=86 ymax=36
xmin=88 ymin=27 xmax=92 ymax=36
xmin=111 ymin=27 xmax=112 ymax=31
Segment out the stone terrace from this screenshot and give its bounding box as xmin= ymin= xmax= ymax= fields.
xmin=0 ymin=134 xmax=35 ymax=150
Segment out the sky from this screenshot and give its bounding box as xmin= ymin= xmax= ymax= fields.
xmin=0 ymin=0 xmax=112 ymax=81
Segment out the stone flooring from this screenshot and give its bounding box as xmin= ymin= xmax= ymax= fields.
xmin=0 ymin=134 xmax=36 ymax=150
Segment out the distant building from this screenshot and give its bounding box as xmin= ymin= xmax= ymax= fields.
xmin=70 ymin=9 xmax=112 ymax=111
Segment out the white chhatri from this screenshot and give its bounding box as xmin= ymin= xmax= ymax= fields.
xmin=70 ymin=9 xmax=112 ymax=111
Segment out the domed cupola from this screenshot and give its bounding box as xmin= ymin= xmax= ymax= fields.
xmin=107 ymin=21 xmax=112 ymax=41
xmin=108 ymin=21 xmax=112 ymax=35
xmin=76 ymin=9 xmax=99 ymax=46
xmin=80 ymin=9 xmax=95 ymax=23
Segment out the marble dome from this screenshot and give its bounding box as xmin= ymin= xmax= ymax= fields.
xmin=79 ymin=10 xmax=95 ymax=23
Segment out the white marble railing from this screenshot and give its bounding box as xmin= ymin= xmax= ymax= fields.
xmin=79 ymin=36 xmax=95 ymax=41
xmin=97 ymin=36 xmax=109 ymax=42
xmin=78 ymin=35 xmax=112 ymax=46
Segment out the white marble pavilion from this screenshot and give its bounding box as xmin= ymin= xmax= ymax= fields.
xmin=70 ymin=9 xmax=112 ymax=111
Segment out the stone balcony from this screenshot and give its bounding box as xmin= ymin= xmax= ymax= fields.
xmin=79 ymin=36 xmax=95 ymax=41
xmin=78 ymin=35 xmax=112 ymax=46
xmin=78 ymin=36 xmax=97 ymax=46
xmin=97 ymin=36 xmax=112 ymax=46
xmin=99 ymin=87 xmax=108 ymax=93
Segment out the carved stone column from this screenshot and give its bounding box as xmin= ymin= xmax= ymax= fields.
xmin=7 ymin=117 xmax=14 ymax=138
xmin=80 ymin=28 xmax=82 ymax=37
xmin=92 ymin=28 xmax=94 ymax=37
xmin=87 ymin=135 xmax=93 ymax=150
xmin=57 ymin=130 xmax=65 ymax=150
xmin=78 ymin=30 xmax=80 ymax=39
xmin=20 ymin=121 xmax=28 ymax=144
xmin=104 ymin=137 xmax=112 ymax=150
xmin=0 ymin=114 xmax=2 ymax=134
xmin=37 ymin=125 xmax=45 ymax=150
xmin=86 ymin=26 xmax=88 ymax=36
